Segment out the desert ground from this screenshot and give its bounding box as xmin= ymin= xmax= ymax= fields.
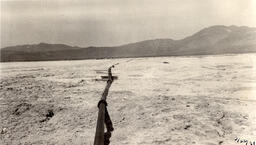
xmin=1 ymin=53 xmax=256 ymax=145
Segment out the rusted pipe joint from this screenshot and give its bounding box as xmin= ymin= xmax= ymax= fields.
xmin=97 ymin=99 xmax=108 ymax=108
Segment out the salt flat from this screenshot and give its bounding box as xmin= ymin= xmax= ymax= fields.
xmin=1 ymin=54 xmax=256 ymax=145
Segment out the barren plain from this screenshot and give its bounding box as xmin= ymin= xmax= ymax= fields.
xmin=1 ymin=54 xmax=256 ymax=145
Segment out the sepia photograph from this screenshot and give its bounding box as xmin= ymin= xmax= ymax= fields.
xmin=1 ymin=0 xmax=256 ymax=145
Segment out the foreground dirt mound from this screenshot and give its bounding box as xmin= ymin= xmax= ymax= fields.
xmin=1 ymin=54 xmax=256 ymax=145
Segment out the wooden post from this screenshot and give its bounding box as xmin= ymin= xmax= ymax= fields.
xmin=94 ymin=66 xmax=115 ymax=145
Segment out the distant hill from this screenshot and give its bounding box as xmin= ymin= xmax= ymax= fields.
xmin=1 ymin=25 xmax=256 ymax=62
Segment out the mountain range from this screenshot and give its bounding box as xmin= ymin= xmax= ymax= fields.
xmin=1 ymin=25 xmax=256 ymax=62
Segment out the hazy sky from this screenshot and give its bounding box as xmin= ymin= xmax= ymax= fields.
xmin=1 ymin=0 xmax=256 ymax=48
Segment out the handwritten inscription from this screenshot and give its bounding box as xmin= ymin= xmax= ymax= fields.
xmin=235 ymin=137 xmax=255 ymax=145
